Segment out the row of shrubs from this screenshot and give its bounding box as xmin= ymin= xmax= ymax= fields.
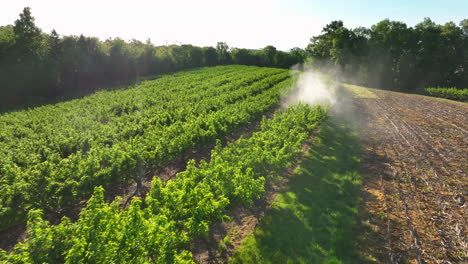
xmin=425 ymin=87 xmax=468 ymax=102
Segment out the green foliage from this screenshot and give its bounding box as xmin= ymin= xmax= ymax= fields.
xmin=202 ymin=46 xmax=218 ymax=66
xmin=425 ymin=87 xmax=468 ymax=101
xmin=2 ymin=104 xmax=326 ymax=263
xmin=13 ymin=7 xmax=43 ymax=57
xmin=460 ymin=19 xmax=468 ymax=35
xmin=0 ymin=65 xmax=294 ymax=231
xmin=261 ymin=45 xmax=277 ymax=66
xmin=307 ymin=18 xmax=468 ymax=91
xmin=216 ymin=42 xmax=231 ymax=64
xmin=0 ymin=8 xmax=305 ymax=106
xmin=0 ymin=25 xmax=15 ymax=58
xmin=230 ymin=46 xmax=306 ymax=69
xmin=231 ymin=48 xmax=258 ymax=65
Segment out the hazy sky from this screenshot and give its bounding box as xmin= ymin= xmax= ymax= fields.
xmin=1 ymin=0 xmax=467 ymax=50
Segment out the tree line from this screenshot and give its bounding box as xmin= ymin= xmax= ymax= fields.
xmin=306 ymin=19 xmax=468 ymax=91
xmin=0 ymin=8 xmax=306 ymax=106
xmin=3 ymin=7 xmax=466 ymax=106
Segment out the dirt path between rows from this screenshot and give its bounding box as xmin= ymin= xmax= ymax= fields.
xmin=357 ymin=90 xmax=467 ymax=263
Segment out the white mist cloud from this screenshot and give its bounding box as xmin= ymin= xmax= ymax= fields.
xmin=284 ymin=70 xmax=337 ymax=107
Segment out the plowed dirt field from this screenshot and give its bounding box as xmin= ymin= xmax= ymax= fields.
xmin=358 ymin=89 xmax=467 ymax=263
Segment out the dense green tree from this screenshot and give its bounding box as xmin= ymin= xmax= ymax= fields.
xmin=368 ymin=19 xmax=414 ymax=89
xmin=136 ymin=39 xmax=157 ymax=77
xmin=0 ymin=25 xmax=15 ymax=59
xmin=439 ymin=22 xmax=464 ymax=86
xmin=460 ymin=20 xmax=468 ymax=85
xmin=0 ymin=26 xmax=16 ymax=103
xmin=306 ymin=21 xmax=358 ymax=70
xmin=172 ymin=44 xmax=204 ymax=69
xmin=306 ymin=18 xmax=468 ymax=91
xmin=231 ymin=48 xmax=257 ymax=65
xmin=44 ymin=29 xmax=62 ymax=93
xmin=460 ymin=19 xmax=468 ymax=35
xmin=289 ymin=47 xmax=306 ymax=62
xmin=261 ymin=45 xmax=277 ymax=67
xmin=188 ymin=45 xmax=204 ymax=67
xmin=109 ymin=38 xmax=132 ymax=85
xmin=7 ymin=7 xmax=46 ymax=99
xmin=13 ymin=7 xmax=43 ymax=58
xmin=202 ymin=46 xmax=218 ymax=66
xmin=216 ymin=42 xmax=231 ymax=64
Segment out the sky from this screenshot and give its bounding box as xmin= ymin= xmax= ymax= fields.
xmin=1 ymin=0 xmax=467 ymax=50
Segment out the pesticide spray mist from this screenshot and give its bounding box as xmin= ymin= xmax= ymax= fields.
xmin=283 ymin=64 xmax=361 ymax=128
xmin=283 ymin=65 xmax=339 ymax=108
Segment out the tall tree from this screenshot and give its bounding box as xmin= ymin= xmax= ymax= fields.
xmin=261 ymin=45 xmax=277 ymax=67
xmin=216 ymin=42 xmax=231 ymax=64
xmin=109 ymin=38 xmax=131 ymax=85
xmin=306 ymin=21 xmax=357 ymax=70
xmin=13 ymin=7 xmax=43 ymax=58
xmin=369 ymin=19 xmax=414 ymax=89
xmin=460 ymin=19 xmax=468 ymax=85
xmin=10 ymin=7 xmax=46 ymax=97
xmin=202 ymin=46 xmax=217 ymax=66
xmin=45 ymin=29 xmax=63 ymax=94
xmin=0 ymin=25 xmax=15 ymax=60
xmin=231 ymin=48 xmax=257 ymax=65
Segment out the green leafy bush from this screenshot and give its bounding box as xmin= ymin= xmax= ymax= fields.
xmin=425 ymin=87 xmax=468 ymax=102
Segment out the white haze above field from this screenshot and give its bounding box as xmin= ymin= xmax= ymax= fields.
xmin=284 ymin=68 xmax=338 ymax=107
xmin=284 ymin=66 xmax=363 ymax=132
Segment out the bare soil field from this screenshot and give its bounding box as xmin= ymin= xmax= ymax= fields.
xmin=358 ymin=90 xmax=467 ymax=263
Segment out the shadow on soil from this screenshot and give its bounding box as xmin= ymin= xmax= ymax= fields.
xmin=231 ymin=92 xmax=378 ymax=263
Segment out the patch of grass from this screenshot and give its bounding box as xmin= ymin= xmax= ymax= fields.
xmin=230 ymin=115 xmax=373 ymax=263
xmin=377 ymin=211 xmax=386 ymax=221
xmin=224 ymin=235 xmax=233 ymax=247
xmin=218 ymin=235 xmax=233 ymax=252
xmin=341 ymin=83 xmax=378 ymax=99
